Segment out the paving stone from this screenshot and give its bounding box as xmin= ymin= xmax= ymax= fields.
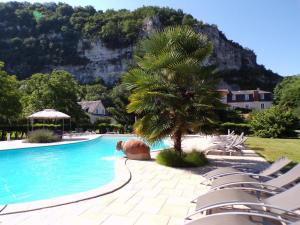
xmin=100 ymin=214 xmax=139 ymax=225
xmin=135 ymin=213 xmax=170 ymax=225
xmin=159 ymin=204 xmax=189 ymax=217
xmin=134 ymin=197 xmax=167 ymax=214
xmin=102 ymin=202 xmax=136 ymax=216
xmin=167 ymin=217 xmax=184 ymax=225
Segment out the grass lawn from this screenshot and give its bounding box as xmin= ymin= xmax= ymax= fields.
xmin=246 ymin=137 xmax=300 ymax=163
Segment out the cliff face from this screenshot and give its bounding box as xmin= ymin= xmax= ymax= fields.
xmin=52 ymin=20 xmax=257 ymax=84
xmin=47 ymin=17 xmax=278 ymax=89
xmin=197 ymin=25 xmax=257 ymax=70
xmin=49 ymin=40 xmax=134 ymax=84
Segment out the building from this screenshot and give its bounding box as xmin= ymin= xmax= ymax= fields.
xmin=218 ymin=88 xmax=272 ymax=111
xmin=78 ymin=100 xmax=106 ymax=123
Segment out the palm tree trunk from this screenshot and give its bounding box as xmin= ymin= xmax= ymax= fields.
xmin=173 ymin=130 xmax=182 ymax=155
xmin=1 ymin=130 xmax=6 ymax=141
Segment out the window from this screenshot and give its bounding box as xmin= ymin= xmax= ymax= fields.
xmin=261 ymin=103 xmax=264 ymax=109
xmin=245 ymin=94 xmax=249 ymax=101
xmin=221 ymin=96 xmax=227 ymax=103
xmin=260 ymin=93 xmax=264 ymax=100
xmin=232 ymin=94 xmax=236 ymax=101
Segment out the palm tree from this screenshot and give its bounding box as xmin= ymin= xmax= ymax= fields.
xmin=123 ymin=26 xmax=223 ymax=154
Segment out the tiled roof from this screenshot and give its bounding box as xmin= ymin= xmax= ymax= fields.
xmin=231 ymin=90 xmax=271 ymax=94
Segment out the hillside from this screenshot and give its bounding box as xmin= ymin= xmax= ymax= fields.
xmin=0 ymin=2 xmax=282 ymax=90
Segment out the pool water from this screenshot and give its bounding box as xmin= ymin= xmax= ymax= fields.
xmin=0 ymin=136 xmax=168 ymax=205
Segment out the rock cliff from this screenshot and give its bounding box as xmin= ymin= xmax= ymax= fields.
xmin=50 ymin=17 xmax=262 ymax=86
xmin=51 ymin=40 xmax=134 ymax=84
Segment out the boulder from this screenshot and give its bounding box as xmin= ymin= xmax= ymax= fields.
xmin=116 ymin=139 xmax=151 ymax=160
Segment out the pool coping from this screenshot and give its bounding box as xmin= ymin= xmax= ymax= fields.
xmin=0 ymin=134 xmax=103 ymax=151
xmin=0 ymin=157 xmax=132 ymax=215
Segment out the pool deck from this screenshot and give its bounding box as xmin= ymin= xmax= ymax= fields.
xmin=0 ymin=138 xmax=268 ymax=225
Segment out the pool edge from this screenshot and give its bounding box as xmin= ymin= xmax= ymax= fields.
xmin=0 ymin=134 xmax=102 ymax=151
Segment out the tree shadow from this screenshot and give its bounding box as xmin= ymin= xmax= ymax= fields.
xmin=249 ymin=147 xmax=265 ymax=151
xmin=189 ymin=157 xmax=269 ymax=176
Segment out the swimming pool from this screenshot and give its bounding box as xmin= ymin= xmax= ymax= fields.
xmin=0 ymin=136 xmax=168 ymax=205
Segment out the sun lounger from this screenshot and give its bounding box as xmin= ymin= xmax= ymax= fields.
xmin=186 ymin=183 xmax=300 ymax=221
xmin=212 ymin=131 xmax=237 ymax=144
xmin=209 ymin=163 xmax=300 ymax=193
xmin=185 ymin=212 xmax=300 ymax=225
xmin=212 ymin=133 xmax=239 ymax=145
xmin=193 ymin=163 xmax=300 ymax=204
xmin=205 ymin=133 xmax=247 ymax=155
xmin=201 ymin=157 xmax=291 ymax=185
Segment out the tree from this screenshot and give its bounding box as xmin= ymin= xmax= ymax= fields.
xmin=106 ymin=84 xmax=135 ymax=130
xmin=100 ymin=21 xmax=122 ymax=47
xmin=79 ymin=83 xmax=110 ymax=103
xmin=250 ymin=106 xmax=298 ymax=138
xmin=20 ymin=70 xmax=87 ymax=122
xmin=0 ymin=61 xmax=22 ymax=124
xmin=182 ymin=14 xmax=197 ymax=26
xmin=123 ymin=26 xmax=223 ymax=154
xmin=274 ymin=75 xmax=300 ymax=118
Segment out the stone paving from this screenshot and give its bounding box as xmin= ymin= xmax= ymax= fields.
xmin=0 ymin=149 xmax=267 ymax=225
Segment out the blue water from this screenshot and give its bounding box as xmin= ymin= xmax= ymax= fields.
xmin=0 ymin=136 xmax=168 ymax=205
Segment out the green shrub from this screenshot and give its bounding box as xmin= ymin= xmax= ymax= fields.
xmin=94 ymin=117 xmax=112 ymax=125
xmin=156 ymin=149 xmax=209 ymax=167
xmin=156 ymin=150 xmax=186 ymax=167
xmin=216 ymin=109 xmax=244 ymax=123
xmin=97 ymin=123 xmax=124 ymax=133
xmin=221 ymin=122 xmax=251 ymax=134
xmin=183 ymin=151 xmax=209 ymax=167
xmin=33 ymin=123 xmax=61 ymax=129
xmin=250 ymin=106 xmax=299 ymax=138
xmin=27 ymin=129 xmax=60 ymax=143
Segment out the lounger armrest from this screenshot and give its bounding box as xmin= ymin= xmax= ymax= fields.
xmin=186 ymin=201 xmax=264 ymax=220
xmin=211 ymin=181 xmax=287 ymax=192
xmin=217 ymin=186 xmax=282 ymax=196
xmin=261 ymin=204 xmax=300 ymax=219
xmin=240 ymin=173 xmax=274 ymax=180
xmin=185 ymin=211 xmax=295 ymax=224
xmin=206 ymin=172 xmax=273 ymax=182
xmin=187 ymin=201 xmax=300 ymax=221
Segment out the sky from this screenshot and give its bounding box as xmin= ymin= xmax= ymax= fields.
xmin=1 ymin=0 xmax=300 ymax=76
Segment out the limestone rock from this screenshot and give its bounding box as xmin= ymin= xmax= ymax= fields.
xmin=47 ymin=17 xmax=267 ymax=87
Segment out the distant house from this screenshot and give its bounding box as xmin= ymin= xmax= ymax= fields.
xmin=218 ymin=88 xmax=272 ymax=111
xmin=78 ymin=100 xmax=106 ymax=123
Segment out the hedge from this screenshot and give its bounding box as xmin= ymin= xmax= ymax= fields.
xmin=249 ymin=106 xmax=299 ymax=138
xmin=220 ymin=122 xmax=251 ymax=134
xmin=97 ymin=123 xmax=124 ymax=133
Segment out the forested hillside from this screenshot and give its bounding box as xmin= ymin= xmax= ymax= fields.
xmin=0 ymin=2 xmax=281 ymax=90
